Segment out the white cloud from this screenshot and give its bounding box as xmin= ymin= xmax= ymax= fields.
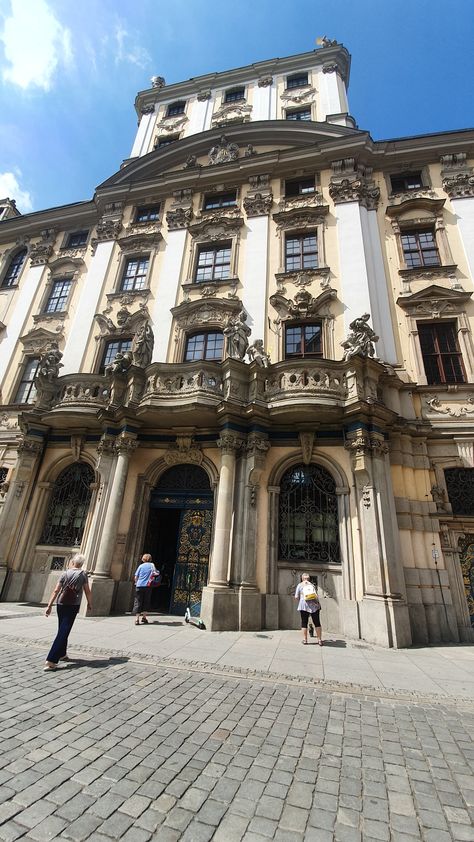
xmin=0 ymin=171 xmax=33 ymax=212
xmin=0 ymin=0 xmax=73 ymax=90
xmin=114 ymin=21 xmax=151 ymax=69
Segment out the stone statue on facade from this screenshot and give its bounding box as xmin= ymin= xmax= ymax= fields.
xmin=224 ymin=310 xmax=251 ymax=360
xmin=36 ymin=341 xmax=63 ymax=384
xmin=341 ymin=313 xmax=379 ymax=361
xmin=132 ymin=320 xmax=154 ymax=368
xmin=105 ymin=350 xmax=133 ymax=377
xmin=247 ymin=339 xmax=271 ymax=368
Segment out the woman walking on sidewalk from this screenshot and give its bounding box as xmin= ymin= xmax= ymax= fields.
xmin=44 ymin=554 xmax=92 ymax=670
xmin=294 ymin=573 xmax=323 ymax=645
xmin=133 ymin=553 xmax=160 ymax=625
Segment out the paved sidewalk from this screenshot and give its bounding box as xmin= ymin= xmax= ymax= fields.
xmin=1 ymin=603 xmax=474 ymax=700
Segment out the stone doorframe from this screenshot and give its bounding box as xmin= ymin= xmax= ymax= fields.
xmin=440 ymin=522 xmax=474 ymax=642
xmin=123 ymin=454 xmax=219 ymax=583
xmin=265 ymin=450 xmax=355 ymax=633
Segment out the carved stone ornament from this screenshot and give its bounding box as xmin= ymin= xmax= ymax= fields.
xmin=217 ymin=433 xmax=244 ymax=454
xmin=211 ymin=103 xmax=252 ymax=128
xmin=94 ymin=305 xmax=150 ymax=338
xmin=166 ymin=207 xmax=193 ymax=230
xmin=396 ymin=285 xmax=472 ymax=318
xmin=140 ymin=104 xmax=155 ymax=115
xmin=281 ymin=86 xmax=315 ymax=105
xmin=172 ymin=297 xmax=241 ymax=335
xmin=117 ymin=229 xmax=162 ymax=253
xmin=208 ymin=135 xmax=240 ymax=166
xmin=35 ymin=340 xmax=63 ymax=385
xmin=17 ymin=437 xmax=44 ymax=455
xmin=276 ymin=268 xmax=331 ymax=291
xmin=273 ymin=205 xmax=329 ymax=232
xmin=91 ymin=218 xmax=122 ymax=253
xmin=197 ymin=89 xmax=211 ymax=101
xmin=270 ymin=287 xmax=336 ymax=320
xmin=322 ymin=62 xmax=339 ymax=74
xmin=96 ymin=436 xmax=116 ymax=456
xmin=249 ymin=174 xmax=270 ymax=190
xmin=105 ymin=351 xmax=133 ymax=377
xmin=184 ymin=155 xmax=200 ymax=169
xmin=188 ymin=214 xmax=243 ymax=242
xmin=329 ymin=178 xmax=380 ymax=209
xmin=0 ymin=412 xmax=20 ymax=430
xmin=29 ymin=229 xmax=56 ymax=266
xmin=150 ymin=76 xmax=165 ymax=89
xmin=299 ymin=431 xmax=315 ymax=465
xmin=20 ymin=326 xmax=64 ymax=355
xmin=341 ymin=314 xmax=378 ymax=361
xmin=163 ymin=436 xmax=202 ymax=466
xmin=318 ymin=35 xmax=338 ymax=47
xmin=243 ymin=193 xmax=273 ymax=217
xmin=115 ymin=436 xmax=139 ymax=455
xmin=431 ymin=484 xmax=447 ymax=510
xmin=423 ymin=394 xmax=474 ymax=418
xmin=258 ymin=75 xmax=273 ymax=87
xmin=155 ymin=115 xmax=187 ymax=135
xmin=278 ymin=191 xmax=326 ymax=214
xmin=443 ymin=172 xmax=474 ymax=199
xmin=344 ymin=433 xmax=388 ymax=458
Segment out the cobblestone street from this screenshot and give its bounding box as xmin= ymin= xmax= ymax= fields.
xmin=1 ymin=637 xmax=474 ymax=842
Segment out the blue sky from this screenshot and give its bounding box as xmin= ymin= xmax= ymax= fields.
xmin=0 ymin=0 xmax=473 ymax=214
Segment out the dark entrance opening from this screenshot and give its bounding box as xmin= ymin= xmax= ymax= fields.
xmin=143 ymin=464 xmax=214 ymax=616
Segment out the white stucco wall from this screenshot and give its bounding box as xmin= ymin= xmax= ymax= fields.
xmin=0 ymin=264 xmax=45 ymax=389
xmin=451 ymin=197 xmax=474 ymax=279
xmin=334 ymin=202 xmax=372 ymax=332
xmin=241 ymin=215 xmax=269 ymax=341
xmin=152 ymin=228 xmax=187 ymax=362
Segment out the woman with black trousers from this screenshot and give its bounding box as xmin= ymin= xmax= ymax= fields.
xmin=44 ymin=554 xmax=92 ymax=670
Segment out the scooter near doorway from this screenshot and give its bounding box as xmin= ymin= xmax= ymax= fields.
xmin=183 ymin=569 xmax=206 ymax=630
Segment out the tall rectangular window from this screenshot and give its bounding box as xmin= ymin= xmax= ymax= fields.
xmin=285 ymin=324 xmax=322 ymax=358
xmin=195 ymin=244 xmax=231 ymax=282
xmin=120 ymin=257 xmax=149 ymax=291
xmin=15 ymin=358 xmax=40 ymax=404
xmin=285 ymin=233 xmax=318 ymax=271
xmin=401 ymin=229 xmax=440 ymax=268
xmin=185 ymin=331 xmax=224 ymax=361
xmin=286 ymin=73 xmax=309 ymax=89
xmin=45 ymin=279 xmax=72 ymax=313
xmin=224 ymin=87 xmax=245 ymax=103
xmin=1 ymin=249 xmax=27 ymax=288
xmin=418 ymin=322 xmax=465 ymax=384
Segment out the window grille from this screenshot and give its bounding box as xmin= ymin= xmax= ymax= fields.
xmin=40 ymin=463 xmax=94 ymax=546
xmin=279 ymin=464 xmax=341 ymax=563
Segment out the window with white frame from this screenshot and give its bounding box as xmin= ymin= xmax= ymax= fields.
xmin=286 ymin=72 xmax=309 ymax=89
xmin=285 ymin=232 xmax=318 ymax=271
xmin=195 ymin=243 xmax=232 ymax=282
xmin=120 ymin=256 xmax=149 ymax=291
xmin=44 ymin=279 xmax=73 ymax=313
xmin=184 ymin=331 xmax=224 ymax=361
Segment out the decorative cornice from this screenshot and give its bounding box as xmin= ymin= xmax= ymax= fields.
xmin=155 ymin=115 xmax=187 ymax=135
xmin=211 ymin=102 xmax=252 ymax=128
xmin=172 ymin=296 xmax=241 ymax=332
xmin=278 ymin=192 xmax=326 ymax=213
xmin=385 ymin=197 xmax=445 ymax=218
xmin=396 ymin=284 xmax=472 ymax=317
xmin=117 ymin=229 xmax=162 ymax=253
xmin=188 ymin=214 xmax=244 ymax=240
xmin=273 ymin=205 xmax=329 ymax=230
xmin=329 ymin=178 xmax=380 ymax=209
xmin=398 ymin=265 xmax=458 ymax=284
xmin=423 ymin=394 xmax=474 ymax=418
xmin=243 ymin=193 xmax=273 ymax=217
xmin=275 ymin=267 xmax=331 ymax=290
xmin=280 ymin=86 xmax=315 ymax=105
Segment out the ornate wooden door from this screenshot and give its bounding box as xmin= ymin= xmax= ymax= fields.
xmin=169 ymin=508 xmax=213 ymax=616
xmin=459 ymin=536 xmax=474 ymax=627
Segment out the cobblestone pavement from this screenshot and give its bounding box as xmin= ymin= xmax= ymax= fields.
xmin=1 ymin=639 xmax=474 ymax=842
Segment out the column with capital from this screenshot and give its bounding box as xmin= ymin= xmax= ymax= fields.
xmin=346 ymin=429 xmax=411 ymax=648
xmin=200 ymin=432 xmax=242 ymax=630
xmin=86 ymin=433 xmax=137 ymax=615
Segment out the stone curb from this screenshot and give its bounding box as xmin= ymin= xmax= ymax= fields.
xmin=2 ymin=632 xmax=473 ymax=708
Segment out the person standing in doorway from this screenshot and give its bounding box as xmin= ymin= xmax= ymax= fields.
xmin=133 ymin=553 xmax=160 ymax=625
xmin=294 ymin=573 xmax=323 ymax=645
xmin=44 ymin=554 xmax=92 ymax=670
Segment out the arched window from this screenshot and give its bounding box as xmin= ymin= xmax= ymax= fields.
xmin=279 ymin=463 xmax=340 ymax=563
xmin=1 ymin=248 xmax=27 ymax=288
xmin=156 ymin=464 xmax=211 ymax=491
xmin=40 ymin=463 xmax=95 ymax=546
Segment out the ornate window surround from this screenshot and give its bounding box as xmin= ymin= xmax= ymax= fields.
xmin=270 ymin=286 xmax=337 ymax=362
xmin=92 ymin=303 xmax=151 ymax=373
xmin=396 ymin=284 xmax=474 ymax=385
xmin=183 ymin=213 xmax=244 ymax=290
xmin=34 ymin=256 xmax=84 ymax=325
xmin=170 ymin=296 xmax=241 ymax=363
xmin=10 ymin=326 xmax=61 ymax=405
xmin=0 ymin=242 xmax=30 ymax=290
xmin=272 ymin=204 xmax=330 ymax=276
xmin=112 ymin=229 xmax=161 ymax=295
xmin=386 ymin=197 xmax=457 ymax=287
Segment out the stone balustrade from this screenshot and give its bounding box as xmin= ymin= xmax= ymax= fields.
xmin=55 ymin=375 xmax=111 ymax=408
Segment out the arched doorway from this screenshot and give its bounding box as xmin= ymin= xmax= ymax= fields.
xmin=143 ymin=464 xmax=214 ymax=616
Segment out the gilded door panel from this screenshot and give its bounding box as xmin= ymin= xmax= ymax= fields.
xmin=170 ymin=509 xmax=212 ymax=616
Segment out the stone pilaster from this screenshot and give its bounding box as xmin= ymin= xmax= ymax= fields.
xmin=345 ymin=430 xmax=411 ymax=648
xmin=238 ymin=433 xmax=270 ymax=630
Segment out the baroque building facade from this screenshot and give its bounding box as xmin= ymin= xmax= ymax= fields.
xmin=0 ymin=40 xmax=473 ymax=647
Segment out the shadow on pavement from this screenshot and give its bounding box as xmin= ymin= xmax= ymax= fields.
xmin=321 ymin=639 xmax=347 ymax=647
xmin=64 ymin=656 xmax=129 ymax=669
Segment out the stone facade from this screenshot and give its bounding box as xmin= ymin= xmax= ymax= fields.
xmin=0 ymin=41 xmax=473 ymax=647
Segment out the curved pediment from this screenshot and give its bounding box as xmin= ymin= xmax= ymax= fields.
xmin=98 ymin=121 xmax=366 ymax=190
